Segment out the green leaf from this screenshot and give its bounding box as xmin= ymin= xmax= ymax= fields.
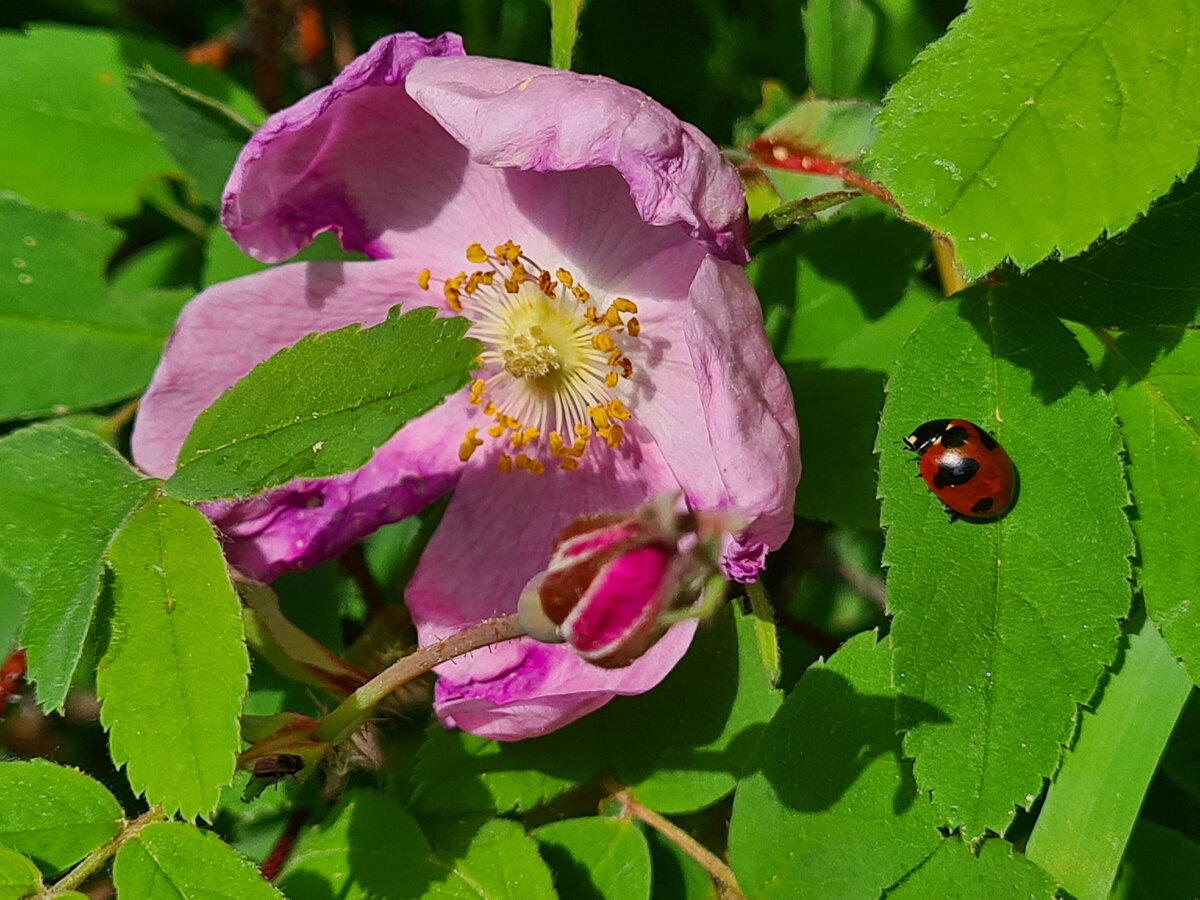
xmin=883 ymin=838 xmax=1057 ymax=899
xmin=0 ymin=424 xmax=153 ymax=711
xmin=112 ymin=821 xmax=281 ymax=900
xmin=533 ymin=817 xmax=651 ymax=900
xmin=0 ymin=759 xmax=123 ymax=876
xmin=870 ymin=0 xmax=1200 ymax=279
xmin=0 ymin=845 xmax=41 ymax=900
xmin=603 ymin=604 xmax=781 ymax=813
xmin=0 ymin=194 xmax=191 ymax=421
xmin=279 ymin=791 xmax=443 ymax=899
xmin=0 ymin=24 xmax=261 ymax=217
xmin=168 ymin=306 xmax=480 ymax=501
xmin=1111 ymin=820 xmax=1200 ymax=900
xmin=421 ymin=817 xmax=556 ymax=900
xmin=1103 ymin=331 xmax=1200 ymax=682
xmin=1026 ymin=617 xmax=1193 ymax=900
xmin=98 ymin=494 xmax=249 ymax=820
xmin=1010 ymin=174 xmax=1200 ymax=328
xmin=129 ymin=66 xmax=259 ymax=211
xmin=803 ymin=0 xmax=877 ymax=97
xmin=877 ymin=289 xmax=1133 ymax=835
xmin=729 ymin=631 xmax=942 ymax=900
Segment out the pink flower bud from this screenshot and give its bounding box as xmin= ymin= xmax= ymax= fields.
xmin=518 ymin=495 xmax=737 ymax=668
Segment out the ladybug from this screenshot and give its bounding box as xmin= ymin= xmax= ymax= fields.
xmin=904 ymin=419 xmax=1016 ymax=521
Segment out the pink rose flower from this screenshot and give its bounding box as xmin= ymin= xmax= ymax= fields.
xmin=132 ymin=32 xmax=799 ymax=740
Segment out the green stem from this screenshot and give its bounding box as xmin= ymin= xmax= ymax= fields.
xmin=549 ymin=0 xmax=585 ymax=70
xmin=42 ymin=806 xmax=166 ymax=898
xmin=1025 ymin=613 xmax=1193 ymax=899
xmin=605 ymin=777 xmax=745 ymax=899
xmin=744 ymin=581 xmax=781 ymax=686
xmin=316 ymin=614 xmax=526 ymax=745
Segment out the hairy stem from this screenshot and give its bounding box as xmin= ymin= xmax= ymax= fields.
xmin=317 ymin=614 xmax=526 ymax=745
xmin=605 ymin=778 xmax=745 ymax=900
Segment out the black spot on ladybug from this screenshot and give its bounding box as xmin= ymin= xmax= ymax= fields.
xmin=971 ymin=497 xmax=995 ymax=515
xmin=939 ymin=424 xmax=971 ymax=448
xmin=933 ymin=455 xmax=979 ymax=488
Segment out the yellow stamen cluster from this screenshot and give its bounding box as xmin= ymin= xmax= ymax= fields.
xmin=418 ymin=240 xmax=642 ymax=473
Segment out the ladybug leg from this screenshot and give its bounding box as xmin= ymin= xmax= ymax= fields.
xmin=944 ymin=506 xmax=960 ymax=523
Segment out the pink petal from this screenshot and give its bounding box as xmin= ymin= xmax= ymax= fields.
xmin=222 ymin=32 xmax=468 ymax=262
xmin=405 ymin=55 xmax=749 ymax=263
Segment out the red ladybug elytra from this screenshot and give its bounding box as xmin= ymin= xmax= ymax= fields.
xmin=904 ymin=419 xmax=1016 ymax=521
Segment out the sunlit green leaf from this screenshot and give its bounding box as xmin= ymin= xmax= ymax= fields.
xmin=112 ymin=821 xmax=281 ymax=899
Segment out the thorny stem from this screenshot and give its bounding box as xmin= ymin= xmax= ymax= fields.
xmin=42 ymin=807 xmax=167 ymax=898
xmin=605 ymin=777 xmax=745 ymax=900
xmin=317 ymin=614 xmax=526 ymax=746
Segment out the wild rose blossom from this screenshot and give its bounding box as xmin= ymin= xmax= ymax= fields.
xmin=132 ymin=32 xmax=800 ymax=740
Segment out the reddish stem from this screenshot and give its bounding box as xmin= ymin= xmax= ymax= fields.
xmin=261 ymin=806 xmax=311 ymax=882
xmin=748 ymin=138 xmax=899 ymax=211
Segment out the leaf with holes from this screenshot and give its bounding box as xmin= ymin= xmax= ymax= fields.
xmin=98 ymin=494 xmax=248 ymax=820
xmin=876 ymin=287 xmax=1132 ymax=836
xmin=870 ymin=0 xmax=1200 ymax=278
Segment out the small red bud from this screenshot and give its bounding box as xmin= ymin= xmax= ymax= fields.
xmin=518 ymin=495 xmax=735 ymax=667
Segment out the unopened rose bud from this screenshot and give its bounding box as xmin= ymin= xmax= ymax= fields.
xmin=518 ymin=495 xmax=738 ymax=667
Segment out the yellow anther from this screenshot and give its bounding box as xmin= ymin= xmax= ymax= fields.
xmin=418 ymin=269 xmax=431 ymax=290
xmin=556 ymin=268 xmax=574 ymax=287
xmin=588 ymin=405 xmax=610 ymax=429
xmin=627 ymin=317 xmax=641 ymax=337
xmin=480 ymin=271 xmax=495 ymax=286
xmin=571 ymin=284 xmax=590 ymax=303
xmin=574 ymin=423 xmax=592 ymax=438
xmin=559 ymin=457 xmax=579 ymax=471
xmin=591 ymin=333 xmax=616 ymax=353
xmin=584 ymin=306 xmax=602 ymax=325
xmin=604 ymin=372 xmax=619 ymax=388
xmin=488 ymin=423 xmax=506 ymax=438
xmin=603 ymin=305 xmax=623 ymax=327
xmin=619 ymin=358 xmax=634 ymax=379
xmin=609 ymin=398 xmax=631 ymax=420
xmin=459 ymin=428 xmax=484 ymax=462
xmin=603 ymin=423 xmax=624 ymax=448
xmin=521 ymin=427 xmax=539 ymax=443
xmin=613 ymin=297 xmax=638 ymax=314
xmin=484 ymin=401 xmax=498 ymax=416
xmin=498 ymin=454 xmax=514 ymax=473
xmin=466 ymin=243 xmax=488 ymax=263
xmin=469 ymin=380 xmax=486 ymax=404
xmin=537 ymin=270 xmax=555 ymax=295
xmin=495 ymin=240 xmax=522 ymax=263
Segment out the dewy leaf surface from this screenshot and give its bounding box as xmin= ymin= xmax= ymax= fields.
xmin=168 ymin=306 xmax=479 ymax=501
xmin=0 ymin=425 xmax=153 ymax=711
xmin=98 ymin=494 xmax=249 ymax=820
xmin=0 ymin=760 xmax=123 ymax=875
xmin=728 ymin=632 xmax=942 ymax=900
xmin=112 ymin=821 xmax=281 ymax=900
xmin=0 ymin=195 xmax=190 ymax=421
xmin=1104 ymin=331 xmax=1200 ymax=682
xmin=877 ymin=288 xmax=1132 ymax=836
xmin=870 ymin=0 xmax=1200 ymax=279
